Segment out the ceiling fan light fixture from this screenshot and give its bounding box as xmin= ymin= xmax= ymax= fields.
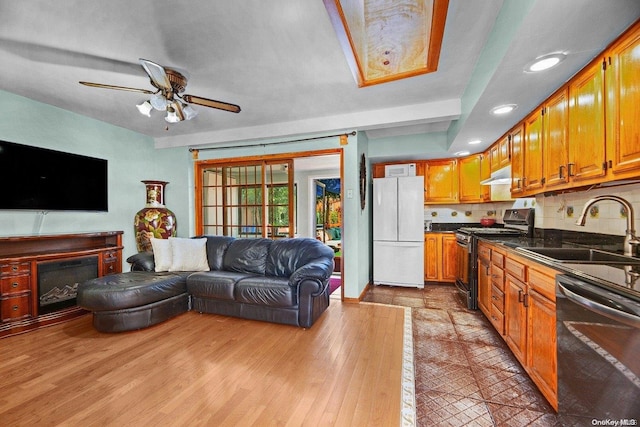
xmin=150 ymin=93 xmax=168 ymax=111
xmin=165 ymin=107 xmax=180 ymax=123
xmin=183 ymin=104 xmax=198 ymax=120
xmin=136 ymin=101 xmax=153 ymax=117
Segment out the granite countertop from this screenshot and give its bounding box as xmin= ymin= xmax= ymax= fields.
xmin=478 ymin=235 xmax=640 ymax=302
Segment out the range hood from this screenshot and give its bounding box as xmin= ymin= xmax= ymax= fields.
xmin=481 ymin=165 xmax=512 ymax=185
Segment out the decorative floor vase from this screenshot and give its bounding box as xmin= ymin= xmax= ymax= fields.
xmin=134 ymin=180 xmax=177 ymax=252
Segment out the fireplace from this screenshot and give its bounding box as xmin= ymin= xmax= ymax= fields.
xmin=37 ymin=256 xmax=98 ymax=314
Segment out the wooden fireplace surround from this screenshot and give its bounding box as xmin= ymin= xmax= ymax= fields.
xmin=0 ymin=231 xmax=123 ymax=338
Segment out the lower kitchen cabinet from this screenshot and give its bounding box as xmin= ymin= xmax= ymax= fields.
xmin=481 ymin=244 xmax=558 ymax=410
xmin=424 ymin=233 xmax=456 ymax=283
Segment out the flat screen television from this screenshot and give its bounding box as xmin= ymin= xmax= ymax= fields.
xmin=0 ymin=140 xmax=108 ymax=212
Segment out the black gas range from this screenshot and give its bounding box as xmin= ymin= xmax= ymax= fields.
xmin=454 ymin=208 xmax=535 ymax=309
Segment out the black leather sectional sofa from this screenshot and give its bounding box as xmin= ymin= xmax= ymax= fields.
xmin=77 ymin=236 xmax=335 ymax=332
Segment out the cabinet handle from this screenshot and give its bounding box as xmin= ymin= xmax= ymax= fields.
xmin=518 ymin=289 xmax=524 ymax=303
xmin=523 ymin=293 xmax=529 ymax=308
xmin=522 ymin=177 xmax=527 ymax=187
xmin=12 ymin=282 xmax=19 ymax=288
xmin=12 ymin=265 xmax=18 ymax=272
xmin=12 ymin=305 xmax=19 ymax=311
xmin=558 ymin=165 xmax=565 ymax=179
xmin=568 ymin=163 xmax=575 ymax=177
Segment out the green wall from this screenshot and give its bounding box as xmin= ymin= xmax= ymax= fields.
xmin=0 ymin=91 xmax=191 ymax=268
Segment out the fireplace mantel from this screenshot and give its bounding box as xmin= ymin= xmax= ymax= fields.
xmin=0 ymin=231 xmax=123 ymax=338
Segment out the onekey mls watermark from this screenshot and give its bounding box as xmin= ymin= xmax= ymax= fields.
xmin=591 ymin=420 xmax=637 ymax=426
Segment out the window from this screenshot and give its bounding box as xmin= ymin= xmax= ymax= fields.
xmin=197 ymin=160 xmax=293 ymax=238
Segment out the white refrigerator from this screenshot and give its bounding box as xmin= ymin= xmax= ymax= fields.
xmin=373 ymin=176 xmax=424 ymax=288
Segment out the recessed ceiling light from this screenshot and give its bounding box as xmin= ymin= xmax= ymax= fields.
xmin=454 ymin=150 xmax=470 ymax=157
xmin=468 ymin=139 xmax=482 ymax=145
xmin=491 ymin=104 xmax=517 ymax=116
xmin=525 ymin=52 xmax=567 ymax=73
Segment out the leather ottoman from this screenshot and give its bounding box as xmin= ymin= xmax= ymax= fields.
xmin=77 ymin=271 xmax=191 ymax=333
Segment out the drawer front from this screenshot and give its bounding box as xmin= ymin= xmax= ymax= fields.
xmin=491 ymin=284 xmax=505 ymax=312
xmin=505 ymin=257 xmax=527 ymax=282
xmin=1 ymin=262 xmax=30 ymax=275
xmin=490 ymin=265 xmax=504 ymax=290
xmin=478 ymin=245 xmax=491 ymax=262
xmin=0 ymin=274 xmax=31 ymax=295
xmin=490 ymin=304 xmax=505 ymax=335
xmin=491 ymin=251 xmax=504 ymax=267
xmin=1 ymin=295 xmax=32 ymax=322
xmin=529 ymin=268 xmax=556 ymax=302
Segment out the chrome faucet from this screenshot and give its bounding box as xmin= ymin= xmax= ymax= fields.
xmin=575 ymin=195 xmax=640 ymax=257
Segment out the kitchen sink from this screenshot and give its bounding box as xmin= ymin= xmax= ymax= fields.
xmin=515 ymin=247 xmax=640 ymax=264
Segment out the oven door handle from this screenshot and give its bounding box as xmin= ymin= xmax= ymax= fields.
xmin=557 ymin=280 xmax=640 ymax=329
xmin=456 ymin=240 xmax=468 ymax=249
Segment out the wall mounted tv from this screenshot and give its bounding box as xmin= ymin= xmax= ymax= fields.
xmin=0 ymin=140 xmax=108 ymax=212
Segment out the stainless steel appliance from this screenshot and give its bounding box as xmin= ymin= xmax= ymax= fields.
xmin=454 ymin=208 xmax=534 ymax=309
xmin=556 ymin=273 xmax=640 ymax=423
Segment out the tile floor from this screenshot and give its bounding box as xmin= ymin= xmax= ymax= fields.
xmin=363 ymin=284 xmax=563 ymax=427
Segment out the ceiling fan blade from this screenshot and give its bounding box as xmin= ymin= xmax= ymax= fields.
xmin=79 ymin=81 xmax=155 ymax=94
xmin=182 ymin=94 xmax=241 ymax=113
xmin=139 ymin=58 xmax=172 ymax=91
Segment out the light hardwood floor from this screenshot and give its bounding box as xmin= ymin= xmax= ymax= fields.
xmin=0 ymin=300 xmax=406 ymax=426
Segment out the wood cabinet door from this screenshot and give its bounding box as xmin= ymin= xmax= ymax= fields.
xmin=480 ymin=151 xmax=491 ymax=201
xmin=606 ymin=22 xmax=640 ymax=177
xmin=441 ymin=234 xmax=457 ymax=282
xmin=510 ymin=124 xmax=524 ymax=195
xmin=477 ymin=249 xmax=491 ymax=317
xmin=568 ymin=58 xmax=607 ymax=183
xmin=498 ymin=134 xmax=511 ymax=169
xmin=527 ymin=288 xmax=558 ymax=410
xmin=424 ymin=234 xmax=439 ymax=281
xmin=424 ymin=160 xmax=458 ymax=203
xmin=458 ymin=154 xmax=482 ymax=203
xmin=504 ymin=274 xmax=527 ymax=365
xmin=523 ymin=109 xmax=544 ymax=194
xmin=543 ymin=88 xmax=569 ymax=189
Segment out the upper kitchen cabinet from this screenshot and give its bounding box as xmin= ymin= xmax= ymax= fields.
xmin=521 ymin=109 xmax=545 ymax=195
xmin=459 ymin=154 xmax=486 ymax=203
xmin=606 ymin=21 xmax=640 ymax=178
xmin=567 ymin=58 xmax=607 ymax=185
xmin=490 ymin=134 xmax=511 ymax=172
xmin=424 ymin=159 xmax=459 ymax=204
xmin=510 ymin=124 xmax=524 ymax=195
xmin=542 ymin=88 xmax=569 ymax=189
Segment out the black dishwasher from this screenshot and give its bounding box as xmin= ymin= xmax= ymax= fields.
xmin=556 ymin=274 xmax=640 ymax=424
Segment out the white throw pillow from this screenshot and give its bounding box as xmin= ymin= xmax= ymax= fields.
xmin=150 ymin=238 xmax=173 ymax=272
xmin=168 ymin=237 xmax=210 ymax=272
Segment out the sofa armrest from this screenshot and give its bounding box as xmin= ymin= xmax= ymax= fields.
xmin=126 ymin=252 xmax=155 ymax=272
xmin=289 ymin=257 xmax=334 ymax=292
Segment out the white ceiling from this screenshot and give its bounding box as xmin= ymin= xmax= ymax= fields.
xmin=1 ymin=1 xmax=639 ymax=162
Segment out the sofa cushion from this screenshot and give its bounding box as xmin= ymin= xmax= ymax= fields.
xmin=77 ymin=272 xmax=189 ymax=311
xmin=234 ymin=276 xmax=295 ymax=307
xmin=168 ymin=237 xmax=209 ymax=272
xmin=223 ymin=238 xmax=271 ymax=275
xmin=266 ymin=238 xmax=335 ymax=278
xmin=187 ymin=271 xmax=253 ymax=301
xmin=150 ymin=238 xmax=173 ymax=272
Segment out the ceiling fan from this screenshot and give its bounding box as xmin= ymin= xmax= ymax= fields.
xmin=79 ymin=58 xmax=241 ymax=123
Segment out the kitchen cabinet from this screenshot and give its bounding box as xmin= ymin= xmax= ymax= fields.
xmin=489 ymin=246 xmax=506 ymax=334
xmin=542 ymin=88 xmax=569 ymax=189
xmin=527 ymin=267 xmax=558 ymax=410
xmin=424 ymin=159 xmax=458 ymax=204
xmin=502 ymin=251 xmax=558 ymax=410
xmin=568 ymin=58 xmax=607 ymax=185
xmin=521 ymin=109 xmax=544 ymax=195
xmin=606 ymin=21 xmax=640 ymax=178
xmin=458 ymin=154 xmax=484 ymax=203
xmin=477 ymin=242 xmax=491 ymax=316
xmin=424 ymin=233 xmax=456 ymax=283
xmin=480 ymin=150 xmax=491 ymax=201
xmin=509 ymin=124 xmax=524 ymax=195
xmin=490 ymin=134 xmax=511 ymax=172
